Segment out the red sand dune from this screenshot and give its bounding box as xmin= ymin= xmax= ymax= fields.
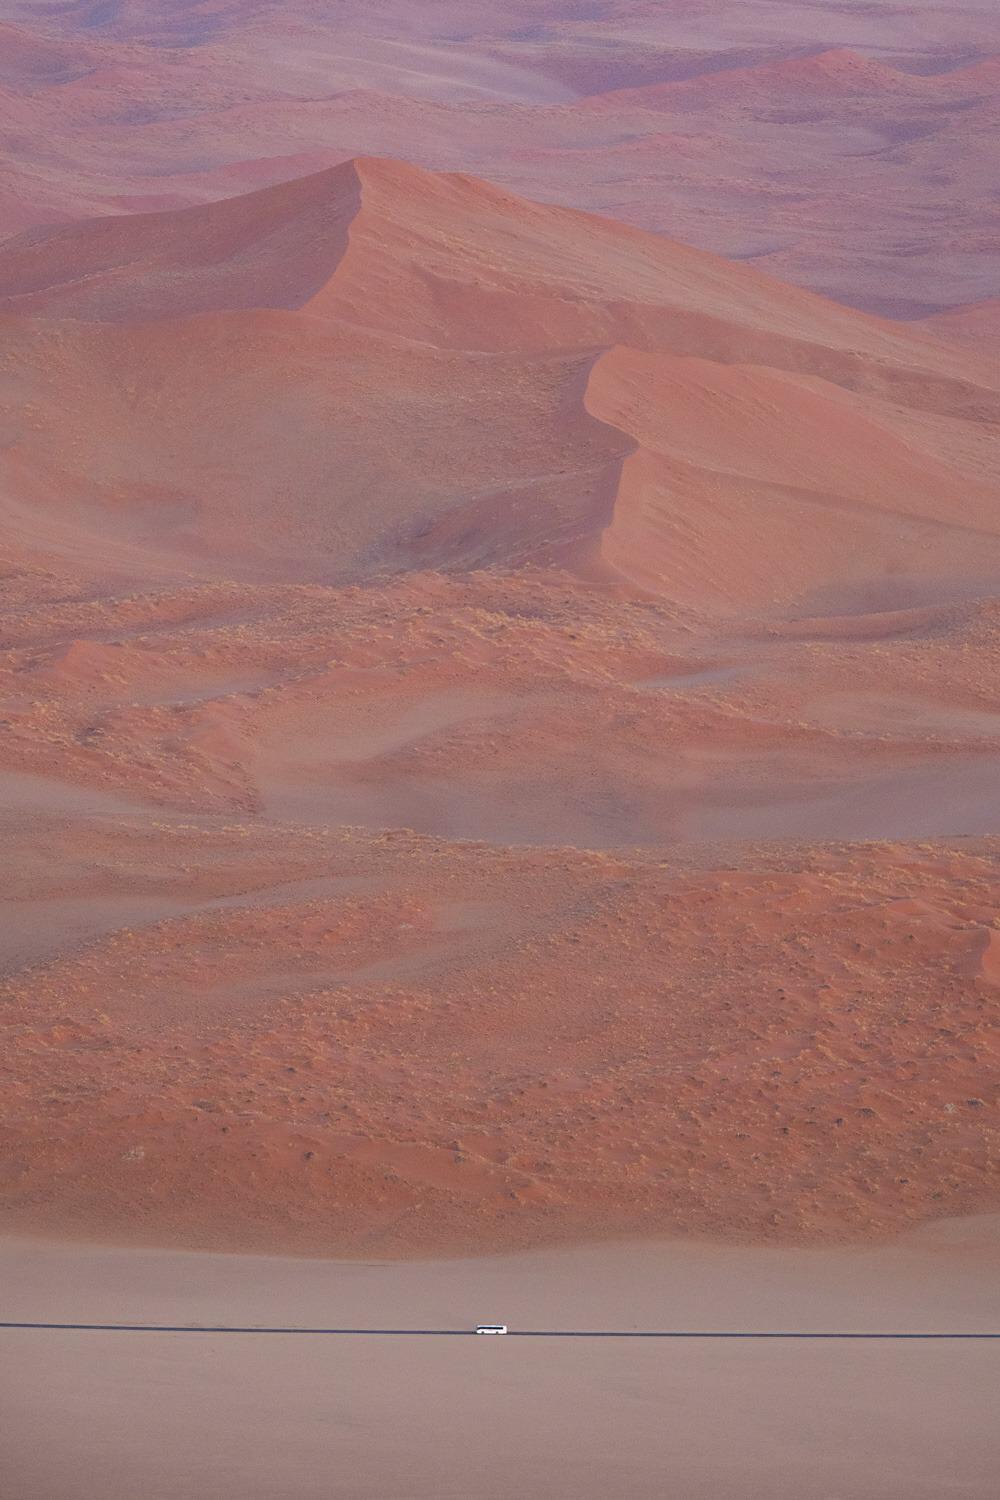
xmin=1 ymin=156 xmax=1000 ymax=1255
xmin=0 ymin=157 xmax=997 ymax=597
xmin=916 ymin=298 xmax=1000 ymax=354
xmin=1 ymin=3 xmax=998 ymax=314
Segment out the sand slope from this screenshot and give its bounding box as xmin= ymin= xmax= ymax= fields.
xmin=4 ymin=567 xmax=1000 ymax=1254
xmin=1 ymin=151 xmax=999 ymax=1255
xmin=1 ymin=157 xmax=998 ymax=603
xmin=2 ymin=3 xmax=998 ymax=314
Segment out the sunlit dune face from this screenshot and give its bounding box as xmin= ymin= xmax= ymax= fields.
xmin=1 ymin=5 xmax=1000 ymax=1258
xmin=1 ymin=2 xmax=998 ymax=314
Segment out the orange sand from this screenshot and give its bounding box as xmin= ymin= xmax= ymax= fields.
xmin=1 ymin=5 xmax=999 ymax=317
xmin=1 ymin=147 xmax=999 ymax=1258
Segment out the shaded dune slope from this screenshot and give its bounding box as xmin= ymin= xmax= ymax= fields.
xmin=3 ymin=156 xmax=1000 ymax=1256
xmin=1 ymin=157 xmax=998 ymax=607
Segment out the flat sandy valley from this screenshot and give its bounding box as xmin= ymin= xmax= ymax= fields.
xmin=3 ymin=1219 xmax=1000 ymax=1500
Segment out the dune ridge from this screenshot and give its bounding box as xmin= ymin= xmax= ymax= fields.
xmin=1 ymin=140 xmax=1000 ymax=1257
xmin=2 ymin=1 xmax=999 ymax=315
xmin=1 ymin=156 xmax=998 ymax=603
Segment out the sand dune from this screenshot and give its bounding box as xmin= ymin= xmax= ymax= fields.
xmin=1 ymin=157 xmax=997 ymax=607
xmin=2 ymin=3 xmax=998 ymax=313
xmin=2 ymin=26 xmax=1000 ymax=1500
xmin=1 ymin=23 xmax=1000 ymax=1263
xmin=0 ymin=3 xmax=995 ymax=322
xmin=917 ymin=298 xmax=1000 ymax=353
xmin=5 ymin=798 xmax=1000 ymax=1254
xmin=4 ymin=557 xmax=1000 ymax=1252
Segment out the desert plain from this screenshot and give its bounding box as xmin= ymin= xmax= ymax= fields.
xmin=3 ymin=1220 xmax=1000 ymax=1499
